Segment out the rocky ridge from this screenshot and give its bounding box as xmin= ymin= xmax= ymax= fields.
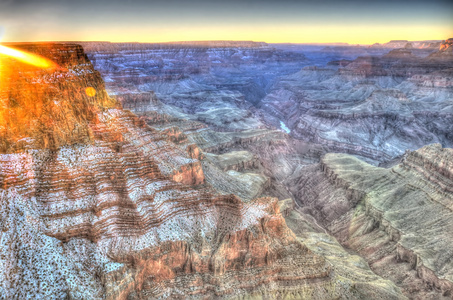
xmin=370 ymin=40 xmax=443 ymax=50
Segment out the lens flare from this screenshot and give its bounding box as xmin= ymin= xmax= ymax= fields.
xmin=85 ymin=87 xmax=96 ymax=97
xmin=0 ymin=45 xmax=58 ymax=70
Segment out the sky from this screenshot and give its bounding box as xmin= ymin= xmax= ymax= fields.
xmin=0 ymin=0 xmax=452 ymax=44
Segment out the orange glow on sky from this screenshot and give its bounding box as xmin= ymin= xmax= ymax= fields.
xmin=123 ymin=25 xmax=452 ymax=45
xmin=0 ymin=0 xmax=452 ymax=45
xmin=6 ymin=24 xmax=450 ymax=45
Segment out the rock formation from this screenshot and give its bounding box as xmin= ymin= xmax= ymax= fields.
xmin=260 ymin=44 xmax=453 ymax=162
xmin=430 ymin=38 xmax=453 ymax=58
xmin=0 ymin=43 xmax=409 ymax=299
xmin=84 ymin=39 xmax=451 ymax=164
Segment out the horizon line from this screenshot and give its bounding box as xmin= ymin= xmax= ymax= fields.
xmin=1 ymin=38 xmax=450 ymax=47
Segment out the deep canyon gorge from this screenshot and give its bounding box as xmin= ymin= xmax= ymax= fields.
xmin=0 ymin=38 xmax=452 ymax=299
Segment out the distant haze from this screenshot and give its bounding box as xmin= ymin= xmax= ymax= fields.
xmin=0 ymin=0 xmax=452 ymax=44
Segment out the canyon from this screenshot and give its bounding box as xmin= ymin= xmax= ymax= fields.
xmin=0 ymin=39 xmax=452 ymax=299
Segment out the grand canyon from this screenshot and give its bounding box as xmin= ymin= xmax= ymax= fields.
xmin=0 ymin=37 xmax=451 ymax=299
xmin=0 ymin=2 xmax=452 ymax=298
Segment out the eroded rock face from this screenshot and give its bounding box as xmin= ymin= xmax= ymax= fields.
xmin=293 ymin=144 xmax=453 ymax=299
xmin=260 ymin=47 xmax=453 ymax=162
xmin=0 ymin=43 xmax=407 ymax=299
xmin=81 ymin=41 xmax=307 ymax=104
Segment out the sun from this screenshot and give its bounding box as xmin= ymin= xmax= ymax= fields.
xmin=0 ymin=28 xmax=58 ymax=70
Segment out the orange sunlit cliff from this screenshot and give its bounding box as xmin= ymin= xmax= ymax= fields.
xmin=0 ymin=43 xmax=116 ymax=152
